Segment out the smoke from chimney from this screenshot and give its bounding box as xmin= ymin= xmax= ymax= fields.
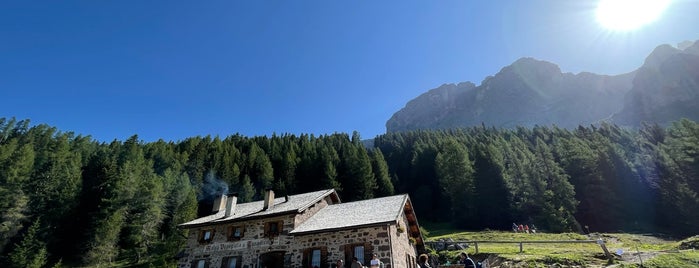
xmin=199 ymin=171 xmax=229 ymax=201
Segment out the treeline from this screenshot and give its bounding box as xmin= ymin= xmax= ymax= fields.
xmin=1 ymin=117 xmax=698 ymax=267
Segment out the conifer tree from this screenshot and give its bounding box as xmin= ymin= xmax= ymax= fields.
xmin=435 ymin=138 xmax=475 ymax=226
xmin=371 ymin=149 xmax=395 ymax=197
xmin=8 ymin=220 xmax=47 ymax=268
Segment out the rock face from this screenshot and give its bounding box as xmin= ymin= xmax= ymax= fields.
xmin=386 ymin=40 xmax=699 ymax=132
xmin=613 ymin=40 xmax=699 ymax=126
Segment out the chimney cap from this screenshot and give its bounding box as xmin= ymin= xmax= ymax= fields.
xmin=227 ymin=192 xmax=239 ymax=197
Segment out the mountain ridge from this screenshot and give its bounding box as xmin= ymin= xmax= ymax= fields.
xmin=386 ymin=39 xmax=699 ymax=132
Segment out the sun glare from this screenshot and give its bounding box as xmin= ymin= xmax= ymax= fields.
xmin=596 ymin=0 xmax=671 ymax=31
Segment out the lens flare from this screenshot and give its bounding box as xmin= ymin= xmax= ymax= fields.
xmin=596 ymin=0 xmax=671 ymax=31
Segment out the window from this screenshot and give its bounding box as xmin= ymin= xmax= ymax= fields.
xmin=264 ymin=221 xmax=282 ymax=237
xmin=199 ymin=229 xmax=215 ymax=244
xmin=221 ymin=256 xmax=241 ymax=268
xmin=311 ymin=249 xmax=321 ymax=267
xmin=406 ymin=255 xmax=416 ymax=268
xmin=345 ymin=242 xmax=371 ymax=266
xmin=227 ymin=225 xmax=244 ymax=241
xmin=303 ymin=247 xmax=327 ymax=268
xmin=191 ymin=259 xmax=208 ymax=268
xmin=353 ymin=245 xmax=365 ymax=264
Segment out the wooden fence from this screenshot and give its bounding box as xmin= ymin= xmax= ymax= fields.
xmin=425 ymin=239 xmax=612 ymax=260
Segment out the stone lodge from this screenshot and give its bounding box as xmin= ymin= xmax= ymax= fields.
xmin=178 ymin=189 xmax=425 ymax=268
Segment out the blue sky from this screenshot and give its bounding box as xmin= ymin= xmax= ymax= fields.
xmin=1 ymin=1 xmax=697 ymax=142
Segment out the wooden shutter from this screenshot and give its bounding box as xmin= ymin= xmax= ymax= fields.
xmin=363 ymin=242 xmax=373 ymax=266
xmin=320 ymin=247 xmax=328 ymax=268
xmin=264 ymin=222 xmax=271 ymax=237
xmin=343 ymin=244 xmax=351 ymax=265
xmin=302 ymin=248 xmax=310 ymax=268
xmin=277 ymin=221 xmax=283 ymax=235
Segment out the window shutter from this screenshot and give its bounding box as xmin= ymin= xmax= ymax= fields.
xmin=320 ymin=247 xmax=328 ymax=268
xmin=343 ymin=244 xmax=351 ymax=264
xmin=241 ymin=225 xmax=246 ymax=237
xmin=363 ymin=242 xmax=373 ymax=265
xmin=277 ymin=221 xmax=283 ymax=235
xmin=302 ymin=248 xmax=310 ymax=267
xmin=264 ymin=223 xmax=271 ymax=237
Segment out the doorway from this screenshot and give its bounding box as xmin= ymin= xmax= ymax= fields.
xmin=258 ymin=251 xmax=285 ymax=268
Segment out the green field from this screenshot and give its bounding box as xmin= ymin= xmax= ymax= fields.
xmin=422 ymin=225 xmax=699 ymax=268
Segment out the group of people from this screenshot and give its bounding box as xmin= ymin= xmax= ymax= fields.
xmin=335 ymin=253 xmax=384 ymax=268
xmin=335 ymin=251 xmax=481 ymax=268
xmin=417 ymin=252 xmax=478 ymax=268
xmin=512 ymin=223 xmax=536 ymax=234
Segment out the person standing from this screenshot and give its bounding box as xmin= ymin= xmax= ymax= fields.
xmin=350 ymin=257 xmax=362 ymax=268
xmin=370 ymin=253 xmax=384 ymax=268
xmin=418 ymin=254 xmax=431 ymax=268
xmin=460 ymin=252 xmax=476 ymax=268
xmin=336 ymin=259 xmax=345 ymax=268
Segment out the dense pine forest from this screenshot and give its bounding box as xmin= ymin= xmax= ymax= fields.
xmin=1 ymin=117 xmax=698 ymax=267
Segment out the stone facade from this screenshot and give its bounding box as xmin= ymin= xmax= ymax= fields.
xmin=181 ymin=214 xmax=296 ymax=268
xmin=389 ymin=214 xmax=419 ymax=268
xmin=178 ymin=190 xmax=423 ymax=268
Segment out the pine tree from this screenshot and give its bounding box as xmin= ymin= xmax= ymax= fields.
xmin=531 ymin=138 xmax=578 ymax=232
xmin=8 ymin=220 xmax=48 ymax=268
xmin=435 ymin=138 xmax=475 ymax=226
xmin=371 ymin=149 xmax=394 ymax=197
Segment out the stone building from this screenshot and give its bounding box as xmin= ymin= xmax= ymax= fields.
xmin=178 ymin=189 xmax=424 ymax=268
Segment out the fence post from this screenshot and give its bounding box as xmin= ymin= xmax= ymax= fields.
xmin=597 ymin=239 xmax=613 ymax=261
xmin=474 ymin=242 xmax=479 ymax=254
xmin=519 ymin=242 xmax=523 ymax=253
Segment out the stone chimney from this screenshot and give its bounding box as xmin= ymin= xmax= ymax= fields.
xmin=212 ymin=195 xmax=227 ymax=214
xmin=263 ymin=189 xmax=275 ymax=210
xmin=225 ymin=193 xmax=238 ymax=217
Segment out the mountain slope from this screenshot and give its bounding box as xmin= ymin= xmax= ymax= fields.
xmin=387 ymin=57 xmax=634 ymax=132
xmin=387 ymin=40 xmax=699 ymax=132
xmin=613 ymin=40 xmax=699 ymax=125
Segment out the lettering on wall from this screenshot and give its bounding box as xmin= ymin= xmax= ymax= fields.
xmin=196 ymin=239 xmax=282 ymax=254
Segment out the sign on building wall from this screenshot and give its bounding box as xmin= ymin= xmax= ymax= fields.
xmin=197 ymin=239 xmax=282 ymax=254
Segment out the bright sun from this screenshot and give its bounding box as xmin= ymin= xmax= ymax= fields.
xmin=596 ymin=0 xmax=671 ymax=31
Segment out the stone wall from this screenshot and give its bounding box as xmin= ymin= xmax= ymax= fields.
xmin=389 ymin=213 xmax=418 ymax=268
xmin=293 ymin=196 xmax=331 ymax=227
xmin=293 ymin=225 xmax=392 ymax=267
xmin=179 ymin=214 xmax=296 ymax=268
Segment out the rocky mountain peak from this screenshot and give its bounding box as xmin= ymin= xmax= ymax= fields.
xmin=386 ymin=39 xmax=699 ymax=133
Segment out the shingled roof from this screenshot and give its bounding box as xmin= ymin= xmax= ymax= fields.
xmin=290 ymin=194 xmax=411 ymax=235
xmin=179 ymin=189 xmax=339 ymax=228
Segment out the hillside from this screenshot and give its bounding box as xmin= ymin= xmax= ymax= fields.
xmin=387 ymin=40 xmax=699 ymax=132
xmin=2 ymin=117 xmax=699 ymax=267
xmin=424 ymin=230 xmax=699 ymax=268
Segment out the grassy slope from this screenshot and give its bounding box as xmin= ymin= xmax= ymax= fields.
xmin=423 ymin=224 xmax=699 ymax=268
